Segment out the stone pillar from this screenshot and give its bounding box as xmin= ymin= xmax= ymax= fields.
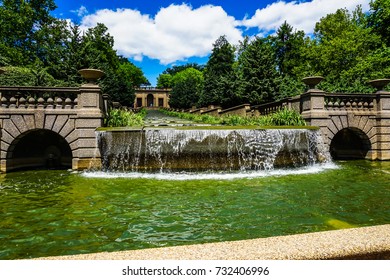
xmin=375 ymin=90 xmax=390 ymax=160
xmin=72 ymin=69 xmax=105 ymax=170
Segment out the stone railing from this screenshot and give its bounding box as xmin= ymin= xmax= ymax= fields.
xmin=0 ymin=86 xmax=79 ymax=109
xmin=324 ymin=94 xmax=375 ymax=111
xmin=252 ymin=98 xmax=291 ymax=115
xmin=219 ymin=104 xmax=251 ymax=117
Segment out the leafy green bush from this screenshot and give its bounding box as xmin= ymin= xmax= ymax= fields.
xmin=105 ymin=109 xmax=145 ymax=127
xmin=160 ymin=108 xmax=306 ymax=127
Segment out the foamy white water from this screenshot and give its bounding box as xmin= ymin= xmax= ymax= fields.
xmin=82 ymin=162 xmax=339 ymax=180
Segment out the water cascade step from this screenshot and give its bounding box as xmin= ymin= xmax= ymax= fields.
xmin=96 ymin=128 xmax=330 ymax=172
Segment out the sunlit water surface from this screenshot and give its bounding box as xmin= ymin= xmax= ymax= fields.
xmin=0 ymin=161 xmax=389 ymax=259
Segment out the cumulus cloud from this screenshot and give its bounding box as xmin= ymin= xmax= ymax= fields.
xmin=78 ymin=1 xmax=371 ymax=64
xmin=80 ymin=4 xmax=243 ymax=64
xmin=240 ymin=0 xmax=371 ymax=34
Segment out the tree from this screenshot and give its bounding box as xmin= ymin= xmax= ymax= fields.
xmin=308 ymin=7 xmax=382 ymax=92
xmin=236 ymin=36 xmax=280 ymax=104
xmin=368 ymin=0 xmax=390 ymax=46
xmin=273 ymin=21 xmax=306 ymax=77
xmin=271 ymin=22 xmax=308 ymax=98
xmin=0 ymin=0 xmax=58 ymax=65
xmin=156 ymin=73 xmax=173 ymax=88
xmin=118 ymin=59 xmax=149 ymax=87
xmin=163 ymin=63 xmax=205 ymax=76
xmin=199 ymin=35 xmax=237 ymax=107
xmin=169 ymin=68 xmax=203 ymax=109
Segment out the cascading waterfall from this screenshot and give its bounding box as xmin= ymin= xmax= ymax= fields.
xmin=96 ymin=128 xmax=331 ymax=173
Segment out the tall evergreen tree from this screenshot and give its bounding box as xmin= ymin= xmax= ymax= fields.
xmin=236 ymin=37 xmax=280 ymax=104
xmin=199 ymin=35 xmax=237 ymax=107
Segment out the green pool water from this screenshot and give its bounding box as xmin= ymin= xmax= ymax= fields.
xmin=0 ymin=160 xmax=389 ymax=259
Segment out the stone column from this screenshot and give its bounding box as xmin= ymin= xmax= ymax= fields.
xmin=370 ymin=79 xmax=390 ymax=160
xmin=300 ymin=77 xmax=330 ymax=147
xmin=72 ymin=69 xmax=105 ymax=170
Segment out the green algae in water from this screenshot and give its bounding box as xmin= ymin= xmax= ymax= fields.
xmin=0 ymin=160 xmax=389 ymax=259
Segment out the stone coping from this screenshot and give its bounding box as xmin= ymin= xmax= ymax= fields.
xmin=35 ymin=224 xmax=390 ymax=260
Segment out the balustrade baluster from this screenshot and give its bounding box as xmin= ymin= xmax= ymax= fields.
xmin=9 ymin=97 xmax=17 ymax=108
xmin=56 ymin=97 xmax=63 ymax=109
xmin=1 ymin=96 xmax=8 ymax=108
xmin=19 ymin=97 xmax=26 ymax=109
xmin=47 ymin=97 xmax=54 ymax=109
xmin=28 ymin=97 xmax=36 ymax=109
xmin=65 ymin=97 xmax=72 ymax=109
xmin=37 ymin=97 xmax=45 ymax=108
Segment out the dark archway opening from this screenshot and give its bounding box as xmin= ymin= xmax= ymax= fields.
xmin=8 ymin=129 xmax=72 ymax=171
xmin=330 ymin=128 xmax=371 ymax=160
xmin=147 ymin=94 xmax=154 ymax=107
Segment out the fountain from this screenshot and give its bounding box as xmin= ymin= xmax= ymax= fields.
xmin=96 ymin=127 xmax=330 ymax=173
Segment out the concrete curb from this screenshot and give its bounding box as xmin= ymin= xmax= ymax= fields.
xmin=35 ymin=224 xmax=390 ymax=260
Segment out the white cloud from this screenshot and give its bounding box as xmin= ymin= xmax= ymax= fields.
xmin=78 ymin=1 xmax=371 ymax=64
xmin=71 ymin=5 xmax=89 ymax=17
xmin=240 ymin=0 xmax=371 ymax=34
xmin=80 ymin=4 xmax=243 ymax=64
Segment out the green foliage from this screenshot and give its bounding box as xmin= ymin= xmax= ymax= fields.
xmin=236 ymin=36 xmax=281 ymax=104
xmin=273 ymin=21 xmax=307 ymax=78
xmin=163 ymin=63 xmax=205 ymax=75
xmin=0 ymin=4 xmax=147 ymax=105
xmin=156 ymin=73 xmax=173 ymax=88
xmin=309 ymin=7 xmax=384 ymax=93
xmin=0 ymin=65 xmax=64 ymax=86
xmin=118 ymin=59 xmax=149 ymax=87
xmin=105 ymin=109 xmax=145 ymax=127
xmin=161 ymin=108 xmax=306 ymax=127
xmin=169 ymin=68 xmax=204 ymax=109
xmin=368 ymin=0 xmax=390 ymax=45
xmin=199 ymin=35 xmax=238 ymax=107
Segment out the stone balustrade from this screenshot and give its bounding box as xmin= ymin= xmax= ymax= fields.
xmin=324 ymin=94 xmax=375 ymax=111
xmin=0 ymin=87 xmax=79 ymax=109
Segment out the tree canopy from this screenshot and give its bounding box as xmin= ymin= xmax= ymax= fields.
xmin=0 ymin=1 xmax=148 ymax=106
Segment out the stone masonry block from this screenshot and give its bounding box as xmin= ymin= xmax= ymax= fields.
xmin=75 ymin=118 xmax=103 ymax=129
xmin=3 ymin=119 xmax=20 ymax=138
xmin=34 ymin=110 xmax=45 ymax=129
xmin=65 ymin=129 xmax=79 ymax=145
xmin=52 ymin=115 xmax=68 ymax=134
xmin=1 ymin=129 xmax=15 ymax=145
xmin=23 ymin=114 xmax=36 ymax=130
xmin=72 ymin=148 xmax=100 ymax=158
xmin=330 ymin=116 xmax=343 ymax=132
xmin=44 ymin=115 xmax=56 ymax=130
xmin=11 ymin=115 xmax=28 ymax=134
xmin=59 ymin=119 xmax=75 ymax=139
xmin=77 ymin=128 xmax=99 ymax=139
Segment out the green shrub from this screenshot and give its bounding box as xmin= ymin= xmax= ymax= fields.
xmin=105 ymin=109 xmax=145 ymax=127
xmin=160 ymin=108 xmax=306 ymax=127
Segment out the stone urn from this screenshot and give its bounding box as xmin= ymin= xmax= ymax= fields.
xmin=367 ymin=79 xmax=390 ymax=91
xmin=78 ymin=69 xmax=105 ymax=84
xmin=302 ymin=76 xmax=324 ymax=89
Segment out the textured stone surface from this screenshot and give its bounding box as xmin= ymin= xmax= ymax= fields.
xmin=35 ymin=224 xmax=390 ymax=260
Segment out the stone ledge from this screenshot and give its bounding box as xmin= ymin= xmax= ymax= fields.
xmin=35 ymin=224 xmax=390 ymax=260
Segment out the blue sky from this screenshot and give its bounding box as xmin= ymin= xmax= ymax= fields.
xmin=52 ymin=0 xmax=370 ymax=85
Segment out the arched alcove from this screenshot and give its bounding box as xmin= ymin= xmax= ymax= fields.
xmin=7 ymin=129 xmax=72 ymax=171
xmin=330 ymin=128 xmax=371 ymax=160
xmin=147 ymin=94 xmax=154 ymax=107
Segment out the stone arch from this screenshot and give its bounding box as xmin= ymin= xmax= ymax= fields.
xmin=6 ymin=129 xmax=73 ymax=171
xmin=147 ymin=94 xmax=154 ymax=107
xmin=330 ymin=127 xmax=372 ymax=160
